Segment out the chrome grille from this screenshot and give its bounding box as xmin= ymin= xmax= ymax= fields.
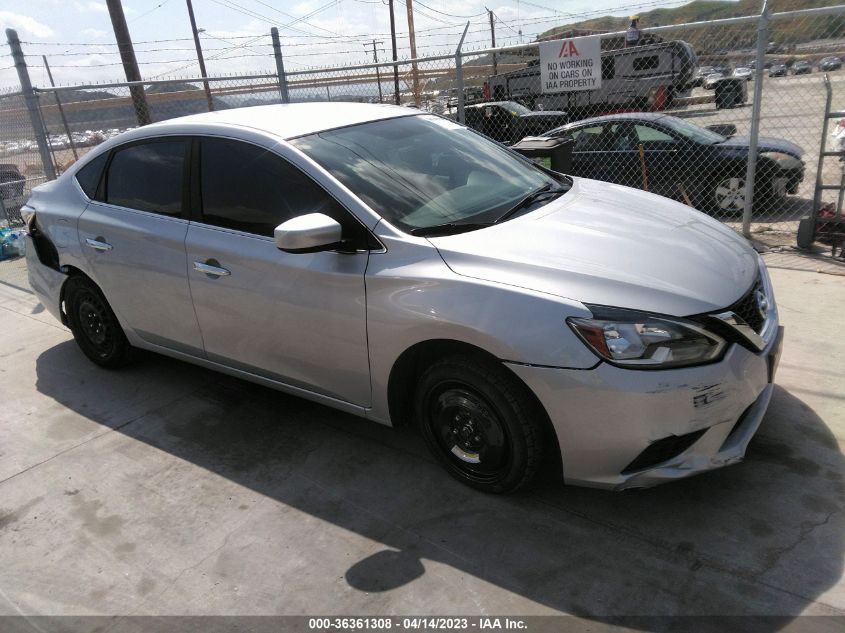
xmin=727 ymin=278 xmax=765 ymax=334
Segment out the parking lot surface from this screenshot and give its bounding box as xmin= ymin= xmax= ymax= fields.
xmin=0 ymin=252 xmax=843 ymax=623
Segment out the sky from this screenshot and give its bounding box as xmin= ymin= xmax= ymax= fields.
xmin=0 ymin=0 xmax=694 ymax=89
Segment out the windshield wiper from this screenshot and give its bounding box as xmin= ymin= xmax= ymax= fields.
xmin=495 ymin=183 xmax=567 ymax=224
xmin=409 ymin=222 xmax=494 ymax=237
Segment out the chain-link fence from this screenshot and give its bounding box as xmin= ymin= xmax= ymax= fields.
xmin=3 ymin=4 xmax=845 ymax=256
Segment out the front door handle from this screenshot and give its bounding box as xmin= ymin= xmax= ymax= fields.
xmin=193 ymin=259 xmax=231 ymax=277
xmin=85 ymin=237 xmax=112 ymax=251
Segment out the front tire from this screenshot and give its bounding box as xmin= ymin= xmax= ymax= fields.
xmin=64 ymin=276 xmax=134 ymax=369
xmin=415 ymin=355 xmax=544 ymax=493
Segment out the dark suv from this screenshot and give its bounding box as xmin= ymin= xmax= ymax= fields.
xmin=0 ymin=164 xmax=26 ymax=219
xmin=459 ymin=101 xmax=568 ymax=145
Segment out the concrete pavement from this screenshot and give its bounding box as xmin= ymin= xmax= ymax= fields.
xmin=0 ymin=253 xmax=843 ymax=624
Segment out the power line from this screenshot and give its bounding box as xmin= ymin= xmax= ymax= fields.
xmin=411 ymin=0 xmax=485 ymax=19
xmin=129 ymin=0 xmax=175 ymax=23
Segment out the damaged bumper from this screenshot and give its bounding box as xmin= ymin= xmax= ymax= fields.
xmin=25 ymin=234 xmax=67 ymax=325
xmin=506 ymin=323 xmax=783 ymax=490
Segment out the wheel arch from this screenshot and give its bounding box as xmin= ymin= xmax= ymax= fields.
xmin=386 ymin=338 xmax=563 ymax=476
xmin=57 ymin=265 xmax=94 ymax=326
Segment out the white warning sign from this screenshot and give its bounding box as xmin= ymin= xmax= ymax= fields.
xmin=539 ymin=36 xmax=602 ymax=93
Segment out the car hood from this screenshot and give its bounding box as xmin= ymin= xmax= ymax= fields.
xmin=717 ymin=134 xmax=804 ymax=157
xmin=429 ymin=177 xmax=759 ymax=317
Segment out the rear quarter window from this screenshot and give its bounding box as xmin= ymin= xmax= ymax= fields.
xmin=74 ymin=152 xmax=108 ymax=199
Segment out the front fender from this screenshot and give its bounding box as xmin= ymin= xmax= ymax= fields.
xmin=365 ymin=236 xmax=598 ymax=424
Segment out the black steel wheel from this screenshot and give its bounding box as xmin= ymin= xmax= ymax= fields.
xmin=415 ymin=355 xmax=544 ymax=493
xmin=64 ymin=276 xmax=134 ymax=368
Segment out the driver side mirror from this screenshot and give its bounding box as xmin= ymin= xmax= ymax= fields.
xmin=274 ymin=213 xmax=343 ymax=253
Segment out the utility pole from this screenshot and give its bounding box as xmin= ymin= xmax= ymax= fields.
xmin=365 ymin=39 xmax=384 ymax=103
xmin=405 ymin=0 xmax=421 ymax=107
xmin=43 ymin=56 xmax=78 ymax=161
xmin=105 ymin=0 xmax=151 ymax=125
xmin=6 ymin=29 xmax=55 ymax=180
xmin=487 ymin=8 xmax=497 ymax=76
xmin=185 ymin=0 xmax=213 ymax=111
xmin=388 ymin=0 xmax=400 ymax=105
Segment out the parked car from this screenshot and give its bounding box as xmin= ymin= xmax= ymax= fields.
xmin=769 ymin=63 xmax=788 ymax=77
xmin=732 ymin=67 xmax=753 ymax=80
xmin=458 ymin=101 xmax=567 ymax=144
xmin=23 ymin=103 xmax=783 ymax=493
xmin=818 ymin=56 xmax=842 ymax=72
xmin=542 ymin=112 xmax=804 ymax=213
xmin=691 ymin=66 xmax=715 ymax=88
xmin=0 ymin=163 xmax=25 ymax=215
xmin=792 ymin=60 xmax=812 ymax=75
xmin=702 ymin=72 xmax=725 ymax=89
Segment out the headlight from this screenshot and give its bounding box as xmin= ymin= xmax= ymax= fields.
xmin=760 ymin=151 xmax=802 ymax=166
xmin=568 ymin=306 xmax=726 ymax=369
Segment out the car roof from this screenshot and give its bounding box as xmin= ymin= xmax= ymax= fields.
xmin=140 ymin=102 xmax=417 ymax=140
xmin=563 ymin=112 xmax=671 ymax=127
xmin=466 ymin=101 xmax=519 ymax=108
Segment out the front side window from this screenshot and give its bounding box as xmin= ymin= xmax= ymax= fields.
xmin=290 ymin=115 xmax=563 ymax=233
xmin=198 ymin=137 xmax=344 ymax=238
xmin=634 ymin=125 xmax=675 ymax=145
xmin=105 ymin=140 xmax=187 ymax=216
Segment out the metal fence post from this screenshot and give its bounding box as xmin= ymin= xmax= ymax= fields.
xmin=742 ymin=1 xmax=770 ymax=238
xmin=270 ymin=28 xmax=290 ymax=104
xmin=455 ymin=22 xmax=470 ymax=125
xmin=6 ymin=29 xmax=56 ymax=181
xmin=43 ymin=56 xmax=78 ymax=161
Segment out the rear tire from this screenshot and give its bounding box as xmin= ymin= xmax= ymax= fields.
xmin=64 ymin=276 xmax=134 ymax=369
xmin=414 ymin=355 xmax=544 ymax=493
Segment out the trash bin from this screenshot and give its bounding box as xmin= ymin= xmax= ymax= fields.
xmin=511 ymin=136 xmax=574 ymax=174
xmin=714 ymin=77 xmax=748 ymax=109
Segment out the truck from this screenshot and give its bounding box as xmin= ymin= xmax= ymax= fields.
xmin=486 ymin=38 xmax=697 ymax=119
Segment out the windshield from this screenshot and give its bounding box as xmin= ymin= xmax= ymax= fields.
xmin=499 ymin=101 xmax=532 ymax=116
xmin=291 ymin=114 xmax=562 ymax=233
xmin=658 ymin=115 xmax=726 ymax=145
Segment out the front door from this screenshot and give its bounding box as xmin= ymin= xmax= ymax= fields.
xmin=184 ymin=137 xmax=372 ymax=406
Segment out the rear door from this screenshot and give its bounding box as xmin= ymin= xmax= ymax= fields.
xmin=566 ymin=123 xmax=632 ymax=185
xmin=184 ymin=136 xmax=372 ymax=406
xmin=77 ymin=137 xmax=204 ymax=355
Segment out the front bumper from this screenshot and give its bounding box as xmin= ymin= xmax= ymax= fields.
xmin=507 ymin=323 xmax=783 ymax=490
xmin=25 ymin=234 xmax=67 ymax=325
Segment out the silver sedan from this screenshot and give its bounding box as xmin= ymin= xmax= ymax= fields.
xmin=23 ymin=103 xmax=782 ymax=492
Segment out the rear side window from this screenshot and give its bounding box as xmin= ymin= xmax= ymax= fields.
xmin=198 ymin=138 xmax=343 ymax=237
xmin=633 ymin=55 xmax=660 ymax=72
xmin=105 ymin=140 xmax=187 ymax=216
xmin=75 ymin=152 xmax=108 ymax=199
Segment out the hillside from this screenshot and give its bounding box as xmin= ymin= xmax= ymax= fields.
xmin=539 ymin=0 xmax=845 ymax=49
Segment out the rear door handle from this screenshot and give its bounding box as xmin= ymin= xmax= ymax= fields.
xmin=193 ymin=260 xmax=231 ymax=277
xmin=85 ymin=237 xmax=112 ymax=251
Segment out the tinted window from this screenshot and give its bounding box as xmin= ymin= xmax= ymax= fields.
xmin=634 ymin=125 xmax=674 ymax=144
xmin=572 ymin=125 xmax=609 ymax=151
xmin=106 ymin=140 xmax=186 ymax=216
xmin=633 ymin=55 xmax=660 ymax=71
xmin=199 ymin=138 xmax=342 ymax=237
xmin=75 ymin=152 xmax=108 ymax=199
xmin=601 ymin=56 xmax=615 ymax=80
